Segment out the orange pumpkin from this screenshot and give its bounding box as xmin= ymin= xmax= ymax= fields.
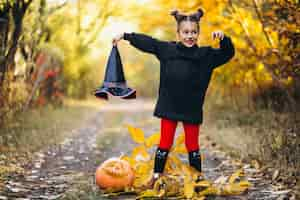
xmin=95 ymin=157 xmax=135 ymax=190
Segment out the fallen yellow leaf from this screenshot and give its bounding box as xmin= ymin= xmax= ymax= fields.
xmin=126 ymin=124 xmax=145 ymax=144
xmin=175 ymin=132 xmax=185 ymax=146
xmin=228 ymin=169 xmax=244 ymax=183
xmin=131 ymin=145 xmax=149 ymax=161
xmin=173 ymin=144 xmax=187 ymax=154
xmin=184 ymin=176 xmax=195 ymax=199
xmin=136 ymin=189 xmax=158 ymax=199
xmin=145 ymin=132 xmax=160 ymax=148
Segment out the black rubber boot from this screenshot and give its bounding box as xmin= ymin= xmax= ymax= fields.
xmin=188 ymin=150 xmax=202 ymax=173
xmin=154 ymin=147 xmax=169 ymax=173
xmin=189 ymin=150 xmax=203 ymax=193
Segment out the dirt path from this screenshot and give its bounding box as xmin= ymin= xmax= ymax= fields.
xmin=0 ymin=99 xmax=291 ymax=199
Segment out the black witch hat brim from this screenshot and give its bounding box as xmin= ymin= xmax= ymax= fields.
xmin=94 ymin=82 xmax=136 ymax=100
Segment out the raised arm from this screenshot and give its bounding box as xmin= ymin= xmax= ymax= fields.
xmin=209 ymin=35 xmax=235 ymax=69
xmin=123 ymin=32 xmax=167 ymax=59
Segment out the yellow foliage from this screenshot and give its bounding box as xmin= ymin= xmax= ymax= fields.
xmin=125 ymin=124 xmax=145 ymax=144
xmin=285 ymin=76 xmax=293 ymax=85
xmin=132 ymin=145 xmax=150 ymax=161
xmin=100 ymin=124 xmax=252 ymax=199
xmin=133 ymin=163 xmax=153 ymax=188
xmin=216 ymin=181 xmax=251 ymax=195
xmin=198 ymin=185 xmax=219 ymax=196
xmin=0 ymin=164 xmax=24 ymax=179
xmin=184 ymin=175 xmax=195 ymax=198
xmin=168 ymin=155 xmax=182 ymax=171
xmin=172 ymin=144 xmax=187 ymax=154
xmin=194 ymin=197 xmax=206 ymax=200
xmin=120 ymin=155 xmax=136 ymax=167
xmin=256 ymin=63 xmax=265 ymax=72
xmin=175 ymin=132 xmax=185 ymax=146
xmin=195 ymin=180 xmax=212 ymax=187
xmin=145 ymin=132 xmax=160 ymax=148
xmin=136 ymin=189 xmax=158 ymax=199
xmin=228 ymin=169 xmax=244 ymax=183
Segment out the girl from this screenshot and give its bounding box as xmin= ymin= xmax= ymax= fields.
xmin=113 ymin=8 xmax=235 ymax=187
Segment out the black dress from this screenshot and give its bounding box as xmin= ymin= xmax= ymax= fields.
xmin=123 ymin=32 xmax=235 ymax=124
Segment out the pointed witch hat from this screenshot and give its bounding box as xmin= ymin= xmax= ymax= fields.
xmin=94 ymin=45 xmax=136 ymax=100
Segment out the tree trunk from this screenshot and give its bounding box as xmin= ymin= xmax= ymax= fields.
xmin=0 ymin=4 xmax=10 ymax=87
xmin=0 ymin=0 xmax=33 ymax=86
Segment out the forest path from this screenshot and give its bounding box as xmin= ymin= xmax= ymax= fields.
xmin=0 ymin=99 xmax=287 ymax=199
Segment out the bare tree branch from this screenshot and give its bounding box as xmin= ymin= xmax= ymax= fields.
xmin=251 ymin=0 xmax=275 ymax=48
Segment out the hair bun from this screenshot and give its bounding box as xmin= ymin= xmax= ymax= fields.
xmin=197 ymin=8 xmax=204 ymax=18
xmin=188 ymin=8 xmax=204 ymax=22
xmin=170 ymin=9 xmax=179 ymax=16
xmin=171 ymin=8 xmax=204 ymax=23
xmin=170 ymin=9 xmax=184 ymax=22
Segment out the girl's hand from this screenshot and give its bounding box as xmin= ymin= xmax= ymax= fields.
xmin=212 ymin=30 xmax=224 ymax=40
xmin=112 ymin=33 xmax=124 ymax=46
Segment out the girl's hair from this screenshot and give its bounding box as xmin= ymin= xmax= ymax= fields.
xmin=170 ymin=8 xmax=204 ymax=32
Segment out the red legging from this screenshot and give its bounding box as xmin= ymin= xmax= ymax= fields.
xmin=159 ymin=118 xmax=200 ymax=152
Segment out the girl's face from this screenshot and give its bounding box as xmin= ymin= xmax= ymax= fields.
xmin=177 ymin=21 xmax=199 ymax=47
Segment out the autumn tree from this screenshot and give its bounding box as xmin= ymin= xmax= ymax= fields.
xmin=0 ymin=0 xmax=33 ymax=86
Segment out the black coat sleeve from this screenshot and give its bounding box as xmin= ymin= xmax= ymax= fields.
xmin=209 ymin=35 xmax=235 ymax=69
xmin=123 ymin=32 xmax=167 ymax=59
